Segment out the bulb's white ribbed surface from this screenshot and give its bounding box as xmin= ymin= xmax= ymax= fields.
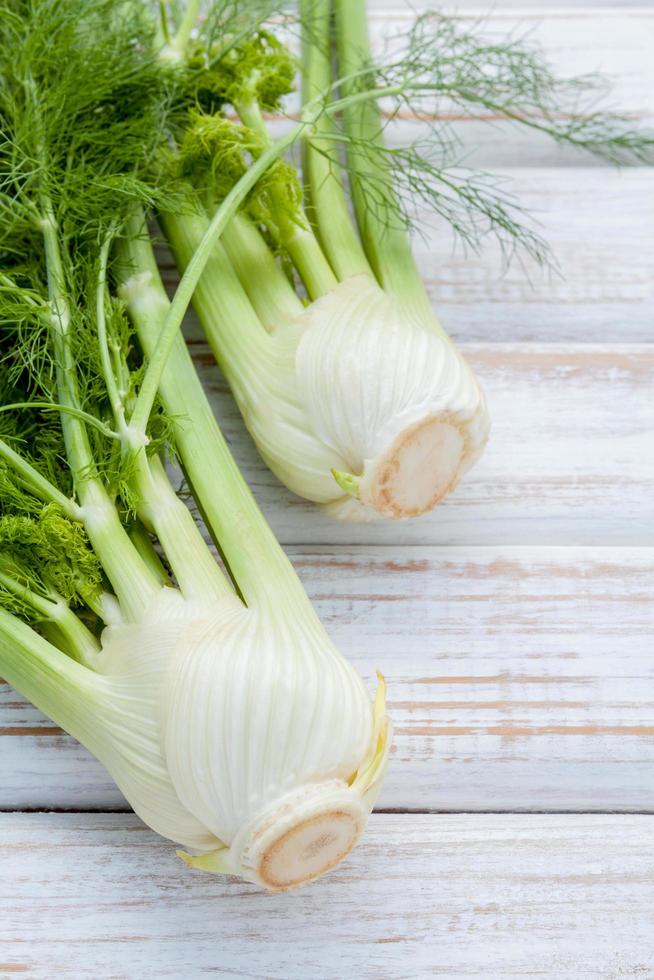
xmin=161 ymin=595 xmax=373 ymax=845
xmin=92 ymin=589 xmax=220 ymax=850
xmin=225 ymin=274 xmax=489 ymax=520
xmin=87 ymin=587 xmax=378 ymax=884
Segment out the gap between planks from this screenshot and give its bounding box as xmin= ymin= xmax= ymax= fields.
xmin=3 ymin=805 xmax=654 ymax=815
xmin=188 ymin=345 xmax=654 ymax=546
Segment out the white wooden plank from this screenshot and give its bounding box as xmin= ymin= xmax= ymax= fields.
xmin=183 ymin=342 xmax=654 ymax=546
xmin=268 ymin=8 xmax=654 ymax=164
xmin=0 ymin=813 xmax=652 ymax=978
xmin=2 ymin=547 xmax=653 ymax=811
xmin=333 ymin=9 xmax=654 ymax=122
xmin=417 ymin=169 xmax=654 ymax=341
xmin=372 ymin=2 xmax=652 ymax=9
xmin=162 ymin=168 xmax=654 ymax=342
xmin=354 ymin=7 xmax=654 ymax=114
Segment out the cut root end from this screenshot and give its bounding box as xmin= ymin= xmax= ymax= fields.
xmin=240 ymin=782 xmax=367 ymax=892
xmin=364 ymin=415 xmax=466 ymax=519
xmin=258 ymin=809 xmax=362 ymax=891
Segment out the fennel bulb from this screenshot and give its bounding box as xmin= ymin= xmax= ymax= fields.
xmin=12 ymin=586 xmax=388 ymax=890
xmin=0 ymin=0 xmax=389 ymax=891
xmin=290 ymin=276 xmax=489 ymax=520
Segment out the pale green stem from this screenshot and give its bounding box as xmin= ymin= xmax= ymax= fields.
xmin=96 ymin=231 xmax=127 ymax=433
xmin=234 ymin=95 xmax=338 ymax=299
xmin=0 ymin=609 xmax=105 ymax=752
xmin=0 ymin=401 xmax=119 ymax=442
xmin=78 ymin=480 xmax=162 ymax=621
xmin=283 ymin=225 xmax=337 ymax=299
xmin=39 ymin=206 xmax=161 ymax=619
xmin=164 ymin=0 xmax=201 ymax=60
xmin=40 ymin=208 xmax=96 ymax=488
xmin=158 ymin=1 xmax=171 ymax=45
xmin=233 ymin=97 xmax=268 ymax=137
xmin=161 ymin=206 xmax=269 ymax=370
xmin=128 ymin=125 xmax=302 ymax=436
xmin=323 ymin=84 xmax=405 ymax=115
xmin=0 ymin=437 xmax=80 ymax=519
xmin=300 ymin=0 xmax=372 ymax=281
xmin=39 ymin=621 xmax=75 ymax=659
xmin=77 ymin=582 xmax=108 ymax=621
xmin=221 ymin=213 xmax=304 ymax=329
xmin=116 ymin=211 xmax=308 ymax=605
xmin=128 ymin=521 xmax=171 ymax=587
xmin=130 ymin=451 xmax=232 ymax=602
xmin=332 ymin=0 xmax=435 ymax=322
xmin=47 ymin=597 xmax=100 ymax=667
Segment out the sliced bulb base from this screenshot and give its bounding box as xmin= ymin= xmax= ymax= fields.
xmin=238 ymin=781 xmax=367 ymax=892
xmin=362 ymin=414 xmax=466 ymax=519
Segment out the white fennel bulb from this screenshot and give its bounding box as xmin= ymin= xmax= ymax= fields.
xmin=89 ymin=588 xmax=389 ymax=890
xmin=157 ymin=0 xmax=493 ymax=523
xmin=191 ymin=270 xmax=490 ymax=521
xmin=3 ymin=583 xmax=390 ymax=892
xmin=159 ymin=0 xmax=649 ymax=525
xmin=112 ymin=223 xmax=391 ymax=890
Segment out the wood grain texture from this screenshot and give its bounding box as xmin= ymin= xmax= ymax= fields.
xmin=374 ymin=2 xmax=652 ymax=9
xmin=2 ymin=547 xmax=653 ymax=811
xmin=312 ymin=8 xmax=654 ymax=122
xmin=0 ymin=813 xmax=652 ymax=979
xmin=374 ymin=8 xmax=654 ymax=127
xmin=160 ymin=169 xmax=654 ymax=343
xmin=184 ymin=341 xmax=654 ymax=547
xmin=267 ymin=8 xmax=654 ymax=165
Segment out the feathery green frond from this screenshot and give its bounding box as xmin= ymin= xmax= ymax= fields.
xmin=178 ymin=111 xmax=306 ymax=245
xmin=362 ymin=12 xmax=654 ymax=166
xmin=0 ymin=0 xmax=179 ymax=250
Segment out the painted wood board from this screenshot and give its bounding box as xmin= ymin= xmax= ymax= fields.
xmin=372 ymin=7 xmax=654 ymax=125
xmin=0 ymin=812 xmax=652 ymax=979
xmin=296 ymin=8 xmax=654 ymax=121
xmin=374 ymin=2 xmax=652 ymax=9
xmin=267 ymin=7 xmax=654 ymax=164
xmin=2 ymin=546 xmax=652 ymax=811
xmin=184 ymin=342 xmax=654 ymax=547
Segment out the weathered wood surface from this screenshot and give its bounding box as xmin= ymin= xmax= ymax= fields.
xmin=1 ymin=4 xmax=653 ymax=975
xmin=3 ymin=546 xmax=653 ymax=811
xmin=268 ymin=8 xmax=654 ymax=165
xmin=0 ymin=813 xmax=652 ymax=979
xmin=373 ymin=8 xmax=654 ymax=129
xmin=377 ymin=1 xmax=652 ymax=9
xmin=300 ymin=8 xmax=654 ymax=123
xmin=188 ymin=341 xmax=654 ymax=547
